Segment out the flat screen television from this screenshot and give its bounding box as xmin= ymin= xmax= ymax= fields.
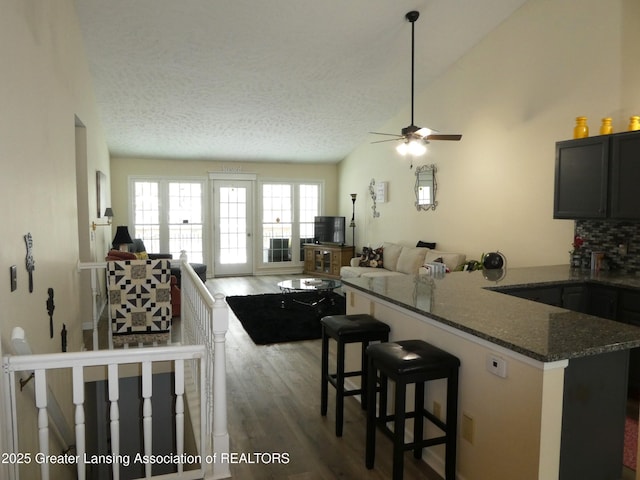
xmin=313 ymin=216 xmax=346 ymax=245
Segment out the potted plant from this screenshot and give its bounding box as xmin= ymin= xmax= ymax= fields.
xmin=570 ymin=235 xmax=584 ymax=268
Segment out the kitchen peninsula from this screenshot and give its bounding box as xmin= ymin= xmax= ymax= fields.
xmin=342 ymin=265 xmax=640 ymax=480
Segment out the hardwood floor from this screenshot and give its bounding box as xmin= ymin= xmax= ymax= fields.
xmin=207 ymin=275 xmax=443 ymax=480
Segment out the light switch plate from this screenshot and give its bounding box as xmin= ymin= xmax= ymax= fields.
xmin=10 ymin=265 xmax=17 ymax=292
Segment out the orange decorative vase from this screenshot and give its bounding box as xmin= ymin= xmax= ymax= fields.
xmin=599 ymin=117 xmax=613 ymax=135
xmin=573 ymin=116 xmax=589 ymax=138
xmin=628 ymin=116 xmax=640 ymax=131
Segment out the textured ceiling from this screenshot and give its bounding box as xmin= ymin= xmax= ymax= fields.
xmin=74 ymin=0 xmax=527 ymax=163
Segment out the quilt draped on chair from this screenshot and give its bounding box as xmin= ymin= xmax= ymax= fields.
xmin=107 ymin=259 xmax=172 ymax=347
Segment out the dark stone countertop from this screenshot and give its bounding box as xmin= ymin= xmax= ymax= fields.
xmin=342 ymin=265 xmax=640 ymax=363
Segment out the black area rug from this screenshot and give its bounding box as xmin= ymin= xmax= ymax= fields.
xmin=226 ymin=291 xmax=346 ymax=345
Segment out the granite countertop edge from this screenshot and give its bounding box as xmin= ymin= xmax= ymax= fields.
xmin=342 ymin=265 xmax=640 ymax=363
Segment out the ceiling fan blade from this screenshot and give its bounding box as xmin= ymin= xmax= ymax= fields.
xmin=426 ymin=134 xmax=462 ymax=141
xmin=369 ymin=131 xmax=403 ymax=137
xmin=371 ymin=138 xmax=402 ymax=144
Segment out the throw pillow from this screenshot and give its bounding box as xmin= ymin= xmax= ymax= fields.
xmin=396 ymin=247 xmax=429 ymax=274
xmin=382 ymin=242 xmax=403 ymax=271
xmin=359 ymin=247 xmax=384 ymax=268
xmin=416 ymin=240 xmax=436 ymax=249
xmin=135 ymin=251 xmax=150 ymax=260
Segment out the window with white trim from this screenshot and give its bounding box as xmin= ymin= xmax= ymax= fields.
xmin=261 ymin=182 xmax=320 ymax=263
xmin=131 ymin=178 xmax=204 ymax=263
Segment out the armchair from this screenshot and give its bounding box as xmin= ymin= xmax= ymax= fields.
xmin=106 ymin=259 xmax=173 ymax=347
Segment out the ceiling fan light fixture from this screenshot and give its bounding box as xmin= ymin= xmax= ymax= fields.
xmin=415 ymin=127 xmax=434 ymax=137
xmin=396 ymin=139 xmax=426 ymax=156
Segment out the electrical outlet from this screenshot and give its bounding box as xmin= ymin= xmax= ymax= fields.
xmin=433 ymin=401 xmax=442 ymax=420
xmin=462 ymin=412 xmax=475 ymax=444
xmin=486 ymin=353 xmax=508 ymax=378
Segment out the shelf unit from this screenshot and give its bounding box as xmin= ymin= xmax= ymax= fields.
xmin=303 ymin=244 xmax=353 ymax=279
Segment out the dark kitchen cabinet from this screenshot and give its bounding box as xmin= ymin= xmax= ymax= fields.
xmin=617 ymin=289 xmax=640 ymax=392
xmin=562 ymin=285 xmax=587 ymax=313
xmin=586 ymin=284 xmax=618 ymax=320
xmin=553 ymin=136 xmax=608 ymax=219
xmin=553 ymin=130 xmax=640 ymax=219
xmin=609 ymin=132 xmax=640 ymax=219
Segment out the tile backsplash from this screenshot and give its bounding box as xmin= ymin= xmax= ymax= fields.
xmin=575 ymin=220 xmax=640 ymax=274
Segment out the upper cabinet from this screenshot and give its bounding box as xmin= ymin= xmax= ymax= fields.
xmin=554 ymin=130 xmax=640 ymax=220
xmin=609 ymin=132 xmax=640 ymax=218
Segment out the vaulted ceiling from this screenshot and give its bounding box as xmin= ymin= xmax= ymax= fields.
xmin=75 ymin=0 xmax=527 ymax=163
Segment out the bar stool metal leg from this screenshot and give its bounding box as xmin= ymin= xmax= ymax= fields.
xmin=392 ymin=377 xmax=407 ymax=480
xmin=445 ymin=368 xmax=459 ymax=479
xmin=413 ymin=381 xmax=425 ymax=459
xmin=361 ymin=340 xmax=369 ymax=410
xmin=320 ymin=329 xmax=329 ymax=416
xmin=365 ymin=354 xmax=377 ymax=469
xmin=336 ymin=339 xmax=346 ymax=436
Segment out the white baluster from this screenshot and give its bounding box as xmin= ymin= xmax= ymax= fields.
xmin=175 ymin=359 xmax=185 ymax=474
xmin=212 ymin=293 xmax=230 ymax=479
xmin=35 ymin=370 xmax=49 ymax=480
xmin=72 ymin=366 xmax=86 ymax=480
xmin=108 ymin=364 xmax=120 ymax=480
xmin=90 ymin=267 xmax=99 ymax=350
xmin=142 ymin=361 xmax=152 ymax=479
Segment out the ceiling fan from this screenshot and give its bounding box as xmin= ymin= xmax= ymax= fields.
xmin=370 ymin=11 xmax=462 ymax=157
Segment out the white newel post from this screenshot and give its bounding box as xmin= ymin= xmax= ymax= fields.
xmin=212 ymin=292 xmax=230 ymax=479
xmin=35 ymin=370 xmax=49 ymax=480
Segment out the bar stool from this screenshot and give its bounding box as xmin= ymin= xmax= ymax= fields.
xmin=365 ymin=340 xmax=460 ymax=480
xmin=320 ymin=314 xmax=390 ymax=437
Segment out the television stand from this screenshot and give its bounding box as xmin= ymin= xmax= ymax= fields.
xmin=303 ymin=244 xmax=353 ymax=279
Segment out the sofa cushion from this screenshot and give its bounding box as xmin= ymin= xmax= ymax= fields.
xmin=396 ymin=247 xmax=429 ymax=274
xmin=340 ymin=266 xmax=375 ymax=279
xmin=382 ymin=242 xmax=403 ymax=271
xmin=361 ymin=270 xmax=405 ymax=278
xmin=359 ymin=247 xmax=383 ymax=268
xmin=424 ymin=250 xmax=466 ymax=272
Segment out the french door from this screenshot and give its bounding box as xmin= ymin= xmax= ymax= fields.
xmin=212 ymin=179 xmax=253 ymax=276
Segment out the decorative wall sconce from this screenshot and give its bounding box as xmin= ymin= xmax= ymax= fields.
xmin=92 ymin=207 xmax=114 ymax=231
xmin=369 ymin=179 xmax=380 ymax=218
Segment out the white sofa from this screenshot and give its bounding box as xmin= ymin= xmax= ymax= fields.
xmin=340 ymin=242 xmax=466 ymax=279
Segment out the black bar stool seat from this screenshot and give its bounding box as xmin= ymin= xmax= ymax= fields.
xmin=320 ymin=314 xmax=390 ymax=437
xmin=365 ymin=339 xmax=460 ymax=480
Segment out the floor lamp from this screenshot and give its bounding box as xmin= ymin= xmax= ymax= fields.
xmin=350 ymin=193 xmax=357 ymax=258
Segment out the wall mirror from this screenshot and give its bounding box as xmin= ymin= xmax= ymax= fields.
xmin=415 ymin=164 xmax=437 ymax=210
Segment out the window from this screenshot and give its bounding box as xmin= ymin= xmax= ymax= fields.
xmin=261 ymin=182 xmax=320 ymax=263
xmin=131 ymin=178 xmax=204 ymax=263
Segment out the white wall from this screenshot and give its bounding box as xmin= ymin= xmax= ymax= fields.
xmin=0 ymin=1 xmax=110 ymax=477
xmin=339 ymin=0 xmax=640 ymax=267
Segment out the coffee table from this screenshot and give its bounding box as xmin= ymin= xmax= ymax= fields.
xmin=277 ymin=278 xmax=342 ymax=308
